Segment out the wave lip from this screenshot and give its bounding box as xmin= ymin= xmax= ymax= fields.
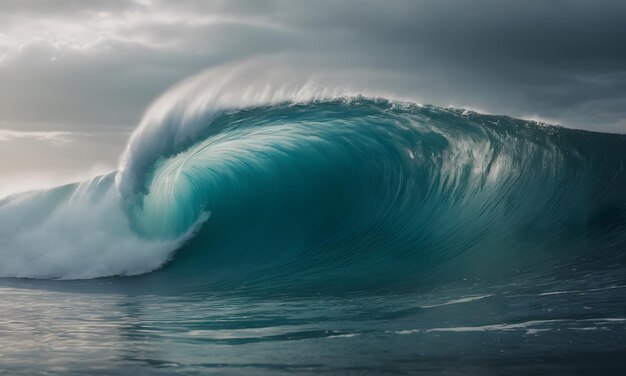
xmin=116 ymin=62 xmax=357 ymax=202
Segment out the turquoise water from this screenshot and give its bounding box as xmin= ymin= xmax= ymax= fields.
xmin=1 ymin=99 xmax=625 ymax=374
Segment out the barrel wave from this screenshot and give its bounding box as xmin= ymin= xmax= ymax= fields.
xmin=1 ymin=96 xmax=625 ymax=291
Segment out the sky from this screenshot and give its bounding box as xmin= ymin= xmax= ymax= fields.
xmin=1 ymin=0 xmax=625 ymax=195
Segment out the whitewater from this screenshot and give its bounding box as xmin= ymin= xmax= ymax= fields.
xmin=1 ymin=69 xmax=625 ymax=374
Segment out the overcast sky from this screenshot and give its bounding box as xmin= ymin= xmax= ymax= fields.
xmin=1 ymin=0 xmax=625 ymax=195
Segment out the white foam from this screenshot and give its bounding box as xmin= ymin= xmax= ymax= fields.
xmin=0 ymin=175 xmax=205 ymax=279
xmin=393 ymin=318 xmax=626 ymax=335
xmin=538 ymin=285 xmax=626 ymax=296
xmin=187 ymin=325 xmax=305 ymax=340
xmin=419 ymin=294 xmax=493 ymax=308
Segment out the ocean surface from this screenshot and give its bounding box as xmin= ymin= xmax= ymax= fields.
xmin=1 ymin=98 xmax=626 ymax=374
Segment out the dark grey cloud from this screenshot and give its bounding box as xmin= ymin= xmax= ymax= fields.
xmin=1 ymin=0 xmax=625 ymax=131
xmin=1 ymin=0 xmax=625 ymax=192
xmin=263 ymin=0 xmax=626 ymax=130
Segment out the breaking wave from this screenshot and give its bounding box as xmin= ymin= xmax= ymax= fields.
xmin=1 ymin=74 xmax=625 ymax=290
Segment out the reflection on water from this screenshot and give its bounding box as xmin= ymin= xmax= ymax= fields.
xmin=2 ymin=269 xmax=626 ymax=375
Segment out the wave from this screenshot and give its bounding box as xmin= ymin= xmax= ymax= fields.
xmin=1 ymin=78 xmax=625 ymax=288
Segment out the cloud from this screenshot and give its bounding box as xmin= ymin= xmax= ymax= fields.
xmin=0 ymin=129 xmax=74 ymax=145
xmin=0 ymin=0 xmax=624 ymax=133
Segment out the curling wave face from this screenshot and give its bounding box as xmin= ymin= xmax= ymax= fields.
xmin=1 ymin=97 xmax=625 ymax=289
